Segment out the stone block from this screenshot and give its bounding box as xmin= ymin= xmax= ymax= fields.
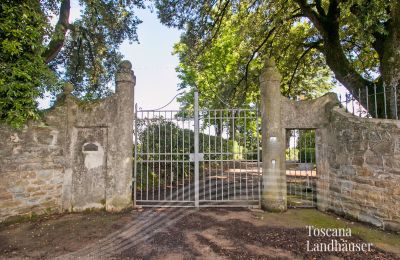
xmin=14 ymin=193 xmax=29 ymax=199
xmin=358 ymin=212 xmax=383 ymax=227
xmin=366 ymin=192 xmax=382 ymax=202
xmin=365 ymin=155 xmax=383 ymax=168
xmin=375 ymin=180 xmax=389 ymax=188
xmin=1 ymin=200 xmax=22 ymax=208
xmin=357 ymin=167 xmax=373 ymax=177
xmin=384 ymin=220 xmax=400 ymax=232
xmin=342 ymin=166 xmax=356 ymax=176
xmin=38 ymin=170 xmax=53 ymax=180
xmin=391 ymin=187 xmax=400 ymax=196
xmin=20 ymin=171 xmax=36 ymax=179
xmin=352 ymin=156 xmax=364 ymax=166
xmin=26 ymin=186 xmax=40 ymax=193
xmin=0 ymin=192 xmax=13 ymax=200
xmin=370 ymin=141 xmax=394 ymax=155
xmin=8 ymin=185 xmax=25 ymax=193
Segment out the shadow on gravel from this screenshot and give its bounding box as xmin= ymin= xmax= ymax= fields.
xmin=1 ymin=208 xmax=399 ymax=260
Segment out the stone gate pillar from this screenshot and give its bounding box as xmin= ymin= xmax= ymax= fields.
xmin=259 ymin=59 xmax=287 ymax=212
xmin=107 ymin=60 xmax=135 ymax=211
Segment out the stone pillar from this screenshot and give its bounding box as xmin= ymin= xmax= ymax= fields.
xmin=107 ymin=60 xmax=135 ymax=211
xmin=259 ymin=59 xmax=287 ymax=212
xmin=315 ymin=128 xmax=329 ymax=211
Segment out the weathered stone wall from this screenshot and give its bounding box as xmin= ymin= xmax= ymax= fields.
xmin=321 ymin=108 xmax=400 ymax=231
xmin=0 ymin=109 xmax=66 ymax=220
xmin=259 ymin=59 xmax=400 ymax=231
xmin=0 ymin=61 xmax=135 ymax=222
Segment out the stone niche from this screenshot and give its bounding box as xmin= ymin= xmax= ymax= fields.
xmin=0 ymin=61 xmax=135 ymax=222
xmin=71 ymin=128 xmax=107 ymax=210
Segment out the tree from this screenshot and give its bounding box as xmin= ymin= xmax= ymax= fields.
xmin=0 ymin=0 xmax=144 ymax=127
xmin=173 ymin=7 xmax=332 ymax=109
xmin=155 ymin=0 xmax=400 ymax=118
xmin=0 ymin=1 xmax=56 ymax=128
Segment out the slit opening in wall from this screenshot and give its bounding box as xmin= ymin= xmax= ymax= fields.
xmin=285 ymin=129 xmax=317 ymax=208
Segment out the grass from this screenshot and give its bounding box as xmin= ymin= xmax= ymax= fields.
xmin=259 ymin=209 xmax=400 ymax=255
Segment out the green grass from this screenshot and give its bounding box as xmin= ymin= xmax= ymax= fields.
xmin=259 ymin=209 xmax=400 ymax=255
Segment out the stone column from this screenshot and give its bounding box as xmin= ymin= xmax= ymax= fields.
xmin=259 ymin=59 xmax=287 ymax=212
xmin=107 ymin=60 xmax=135 ymax=211
xmin=315 ymin=128 xmax=330 ymax=211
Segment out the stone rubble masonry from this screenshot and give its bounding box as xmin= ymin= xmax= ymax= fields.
xmin=0 ymin=61 xmax=135 ymax=222
xmin=322 ymin=108 xmax=400 ymax=232
xmin=260 ymin=60 xmax=400 ymax=232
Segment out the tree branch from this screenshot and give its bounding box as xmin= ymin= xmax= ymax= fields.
xmin=43 ymin=0 xmax=71 ymax=64
xmin=315 ymin=0 xmax=326 ymax=16
xmin=294 ymin=0 xmax=326 ymax=35
xmin=349 ymin=2 xmax=387 ymax=61
xmin=234 ymin=27 xmax=276 ymax=104
xmin=288 ymin=46 xmax=314 ymax=94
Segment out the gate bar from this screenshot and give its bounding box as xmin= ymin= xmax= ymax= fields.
xmin=133 ymin=103 xmax=138 ymax=207
xmin=194 ymin=89 xmax=200 ymax=208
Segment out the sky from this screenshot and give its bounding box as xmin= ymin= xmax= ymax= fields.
xmin=119 ymin=8 xmax=181 ymax=111
xmin=39 ymin=2 xmax=349 ymax=111
xmin=39 ymin=4 xmax=182 ymax=110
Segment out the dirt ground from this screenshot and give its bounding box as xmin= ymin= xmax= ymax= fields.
xmin=0 ymin=208 xmax=399 ymax=259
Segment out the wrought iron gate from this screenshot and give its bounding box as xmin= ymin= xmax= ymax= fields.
xmin=133 ymin=91 xmax=261 ymax=207
xmin=285 ymin=129 xmax=317 ymax=207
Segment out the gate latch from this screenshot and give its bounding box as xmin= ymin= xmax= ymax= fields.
xmin=189 ymin=153 xmax=204 ymax=162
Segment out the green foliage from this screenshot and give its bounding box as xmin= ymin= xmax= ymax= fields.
xmin=0 ymin=1 xmax=58 ymax=128
xmin=52 ymin=0 xmax=144 ymax=100
xmin=285 ymin=148 xmax=299 ymax=161
xmin=163 ymin=0 xmax=334 ymax=111
xmin=0 ymin=0 xmax=144 ymax=127
xmin=296 ymin=131 xmax=316 ymax=163
xmin=136 ymin=120 xmax=247 ymax=160
xmin=136 ymin=171 xmax=160 ymax=192
xmin=155 ymin=0 xmax=400 ymax=117
xmin=298 ymin=148 xmax=316 ymax=163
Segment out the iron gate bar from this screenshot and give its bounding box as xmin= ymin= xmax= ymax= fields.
xmin=134 ymin=92 xmax=261 ymax=207
xmin=194 ymin=90 xmax=199 ymax=207
xmin=285 ymin=129 xmax=317 ymax=208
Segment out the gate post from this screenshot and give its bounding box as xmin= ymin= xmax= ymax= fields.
xmin=107 ymin=60 xmax=135 ymax=211
xmin=259 ymin=59 xmax=287 ymax=212
xmin=194 ymin=89 xmax=200 ymax=208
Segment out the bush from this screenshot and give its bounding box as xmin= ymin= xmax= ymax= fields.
xmin=298 ymin=148 xmax=315 ymax=163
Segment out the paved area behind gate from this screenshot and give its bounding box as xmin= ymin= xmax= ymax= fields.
xmin=0 ymin=208 xmax=399 ymax=259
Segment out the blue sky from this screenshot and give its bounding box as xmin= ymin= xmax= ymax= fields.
xmin=120 ymin=8 xmax=182 ymax=111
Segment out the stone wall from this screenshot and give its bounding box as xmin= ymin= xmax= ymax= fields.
xmin=259 ymin=59 xmax=400 ymax=231
xmin=321 ymin=108 xmax=400 ymax=231
xmin=0 ymin=61 xmax=135 ymax=222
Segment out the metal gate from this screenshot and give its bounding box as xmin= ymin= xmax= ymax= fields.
xmin=285 ymin=129 xmax=317 ymax=207
xmin=133 ymin=91 xmax=261 ymax=207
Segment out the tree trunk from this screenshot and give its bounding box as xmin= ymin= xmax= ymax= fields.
xmin=43 ymin=0 xmax=71 ymax=63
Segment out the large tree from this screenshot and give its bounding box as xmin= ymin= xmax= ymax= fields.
xmin=155 ymin=0 xmax=400 ymax=118
xmin=172 ymin=3 xmax=332 ymax=109
xmin=0 ymin=0 xmax=143 ymax=127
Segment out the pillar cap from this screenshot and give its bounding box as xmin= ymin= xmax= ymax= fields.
xmin=264 ymin=58 xmax=276 ymax=68
xmin=118 ymin=60 xmax=132 ymax=72
xmin=116 ymin=60 xmax=135 ymax=83
xmin=63 ymin=82 xmax=74 ymax=95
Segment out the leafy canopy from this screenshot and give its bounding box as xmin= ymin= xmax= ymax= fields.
xmin=155 ymin=0 xmax=399 ymax=117
xmin=0 ymin=0 xmax=144 ymax=127
xmin=0 ymin=1 xmax=57 ymax=128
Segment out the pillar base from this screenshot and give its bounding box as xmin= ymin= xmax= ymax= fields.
xmin=261 ymin=194 xmax=287 ymax=212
